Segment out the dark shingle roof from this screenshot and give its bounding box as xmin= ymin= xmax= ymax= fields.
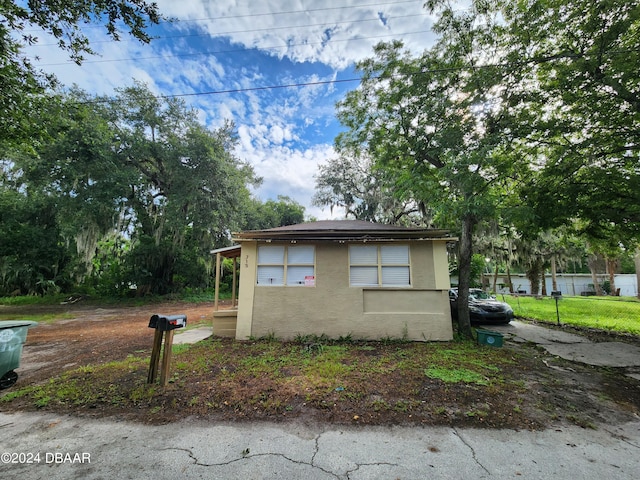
xmin=234 ymin=220 xmax=451 ymax=241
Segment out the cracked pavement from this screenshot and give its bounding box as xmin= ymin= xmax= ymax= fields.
xmin=490 ymin=321 xmax=640 ymax=381
xmin=1 ymin=411 xmax=639 ymax=479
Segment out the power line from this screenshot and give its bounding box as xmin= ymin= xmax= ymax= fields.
xmin=75 ymin=65 xmax=477 ymax=105
xmin=37 ymin=29 xmax=431 ymax=66
xmin=23 ymin=0 xmax=424 ymax=33
xmin=31 ymin=12 xmax=430 ymax=48
xmin=75 ymin=47 xmax=639 ymax=104
xmin=77 ymin=78 xmax=362 ymax=105
xmin=166 ymin=0 xmax=422 ymax=23
xmin=165 ymin=77 xmax=363 ymax=99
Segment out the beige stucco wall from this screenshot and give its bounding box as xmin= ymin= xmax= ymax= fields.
xmin=235 ymin=240 xmax=453 ymax=342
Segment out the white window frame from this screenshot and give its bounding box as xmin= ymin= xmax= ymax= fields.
xmin=256 ymin=245 xmax=315 ymax=286
xmin=349 ymin=244 xmax=411 ymax=287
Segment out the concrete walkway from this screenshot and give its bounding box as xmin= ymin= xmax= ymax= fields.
xmin=173 ymin=326 xmax=213 ymax=345
xmin=489 ymin=321 xmax=640 ymax=380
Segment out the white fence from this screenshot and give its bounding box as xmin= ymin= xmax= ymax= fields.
xmin=450 ymin=273 xmax=639 ymax=297
xmin=496 ymin=273 xmax=638 ymax=297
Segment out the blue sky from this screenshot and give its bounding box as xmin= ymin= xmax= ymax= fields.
xmin=27 ymin=0 xmax=437 ymax=219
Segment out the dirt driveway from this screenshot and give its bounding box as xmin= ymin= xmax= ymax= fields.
xmin=2 ymin=301 xmax=640 ymax=430
xmin=3 ymin=301 xmax=217 ymax=386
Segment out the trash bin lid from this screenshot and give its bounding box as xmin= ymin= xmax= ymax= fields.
xmin=0 ymin=321 xmax=39 ymax=330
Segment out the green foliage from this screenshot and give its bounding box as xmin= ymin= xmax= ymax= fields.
xmin=423 ymin=345 xmax=503 ymax=387
xmin=313 ymin=152 xmax=426 ymax=225
xmin=0 ymin=1 xmax=162 ymax=148
xmin=0 ymin=294 xmax=69 ymax=307
xmin=239 ymin=195 xmax=305 ymax=230
xmin=2 ymin=339 xmax=522 ymax=422
xmin=450 ymin=254 xmax=487 ymax=288
xmin=1 ymin=83 xmax=262 ymax=295
xmin=330 ymin=0 xmax=542 ymax=338
xmin=87 ymin=233 xmax=132 ymax=296
xmin=424 ymin=367 xmax=489 ymax=385
xmin=0 ymin=187 xmax=74 ymax=295
xmin=324 ymin=0 xmax=640 ymax=334
xmin=501 ymin=0 xmax=640 ymax=245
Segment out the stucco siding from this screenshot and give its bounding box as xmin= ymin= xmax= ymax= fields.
xmin=235 ymin=241 xmax=257 ymax=339
xmin=362 ymin=289 xmax=444 ymax=313
xmin=244 ymin=241 xmax=452 ymax=341
xmin=212 ymin=310 xmax=237 ymax=338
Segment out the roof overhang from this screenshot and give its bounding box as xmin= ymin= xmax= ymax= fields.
xmin=210 ymin=245 xmax=241 ymax=258
xmin=232 ymin=220 xmax=454 ymax=243
xmin=233 ymin=232 xmax=454 ymax=242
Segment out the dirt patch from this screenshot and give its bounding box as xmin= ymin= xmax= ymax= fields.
xmin=1 ymin=301 xmax=639 ymax=430
xmin=1 ymin=301 xmax=216 ymax=386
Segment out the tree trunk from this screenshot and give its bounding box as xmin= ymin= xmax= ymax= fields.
xmin=588 ymin=255 xmax=603 ymax=295
xmin=506 ymin=265 xmax=513 ymax=293
xmin=456 ymin=214 xmax=475 ymax=339
xmin=606 ymin=257 xmax=618 ymax=295
xmin=551 ymin=254 xmax=558 ymax=292
xmin=492 ymin=263 xmax=499 ymax=293
xmin=526 ymin=258 xmax=543 ymax=296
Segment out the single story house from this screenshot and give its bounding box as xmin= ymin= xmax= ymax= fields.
xmin=211 ymin=220 xmax=455 ymax=341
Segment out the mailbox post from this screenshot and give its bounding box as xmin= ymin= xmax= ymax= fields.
xmin=147 ymin=314 xmax=186 ymax=386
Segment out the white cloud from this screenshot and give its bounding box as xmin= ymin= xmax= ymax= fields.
xmin=22 ymin=0 xmax=439 ymax=221
xmin=269 ymin=125 xmax=285 ymax=144
xmin=156 ymin=0 xmax=435 ymax=67
xmin=238 ymin=140 xmax=336 ymax=216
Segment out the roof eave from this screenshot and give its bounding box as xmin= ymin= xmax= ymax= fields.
xmin=232 ymin=230 xmax=454 ymax=242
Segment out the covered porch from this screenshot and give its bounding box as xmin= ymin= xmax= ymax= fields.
xmin=211 ymin=244 xmax=241 ymax=338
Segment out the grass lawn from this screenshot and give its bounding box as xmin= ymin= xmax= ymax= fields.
xmin=503 ymin=294 xmax=640 ymax=335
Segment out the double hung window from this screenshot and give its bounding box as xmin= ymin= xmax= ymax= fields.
xmin=257 ymin=245 xmax=315 ymax=286
xmin=349 ymin=244 xmax=410 ymax=287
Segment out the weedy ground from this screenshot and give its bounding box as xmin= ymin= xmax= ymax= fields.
xmin=1 ymin=301 xmax=639 ymax=430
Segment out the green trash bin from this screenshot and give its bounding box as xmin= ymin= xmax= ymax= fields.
xmin=476 ymin=329 xmax=503 ymax=347
xmin=0 ymin=321 xmax=38 ymax=389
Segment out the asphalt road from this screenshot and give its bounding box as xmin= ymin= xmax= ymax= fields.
xmin=1 ymin=411 xmax=639 ymax=479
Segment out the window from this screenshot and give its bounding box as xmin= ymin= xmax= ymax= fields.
xmin=257 ymin=245 xmax=315 ymax=286
xmin=349 ymin=244 xmax=410 ymax=287
xmin=257 ymin=246 xmax=284 ymax=285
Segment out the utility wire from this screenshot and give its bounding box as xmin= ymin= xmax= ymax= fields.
xmin=24 ymin=0 xmax=426 ymax=38
xmin=30 ymin=12 xmax=430 ymax=48
xmin=163 ymin=77 xmax=363 ymax=99
xmin=75 ymin=47 xmax=639 ymax=104
xmin=38 ymin=29 xmax=430 ymax=66
xmin=23 ymin=0 xmax=424 ymax=32
xmin=165 ymin=0 xmax=422 ymax=23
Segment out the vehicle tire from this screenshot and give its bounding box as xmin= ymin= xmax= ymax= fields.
xmin=0 ymin=370 xmax=18 ymax=389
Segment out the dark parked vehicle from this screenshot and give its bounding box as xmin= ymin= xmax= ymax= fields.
xmin=449 ymin=288 xmax=513 ymax=325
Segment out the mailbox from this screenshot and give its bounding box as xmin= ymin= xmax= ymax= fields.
xmin=147 ymin=313 xmax=187 ymax=386
xmin=148 ymin=314 xmax=187 ymax=331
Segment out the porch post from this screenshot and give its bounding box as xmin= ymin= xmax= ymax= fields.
xmin=214 ymin=252 xmax=221 ymax=311
xmin=231 ymin=256 xmax=237 ymax=307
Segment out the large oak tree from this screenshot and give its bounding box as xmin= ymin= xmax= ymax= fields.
xmin=0 ymin=0 xmax=161 ymax=147
xmin=333 ymin=0 xmax=524 ymax=336
xmin=7 ymin=84 xmax=258 ymax=295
